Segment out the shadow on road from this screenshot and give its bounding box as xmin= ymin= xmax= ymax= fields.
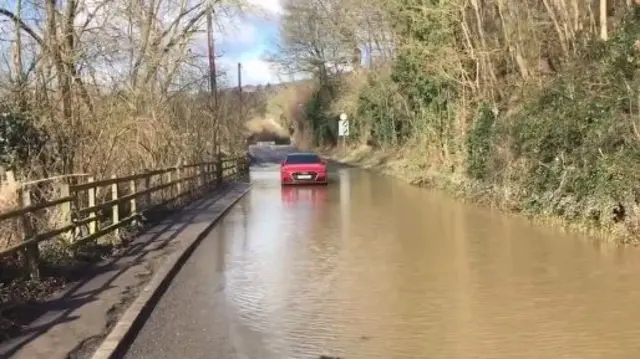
xmin=0 ymin=183 xmax=237 ymax=358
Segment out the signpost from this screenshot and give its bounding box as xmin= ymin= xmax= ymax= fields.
xmin=338 ymin=113 xmax=349 ymax=155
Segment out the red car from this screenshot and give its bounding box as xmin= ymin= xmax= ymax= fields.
xmin=280 ymin=152 xmax=328 ymax=185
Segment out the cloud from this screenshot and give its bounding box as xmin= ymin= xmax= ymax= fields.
xmin=238 ymin=58 xmax=281 ymax=85
xmin=214 ymin=11 xmax=261 ymax=47
xmin=213 ymin=3 xmax=283 ymax=86
xmin=247 ymin=0 xmax=282 ymax=15
xmin=218 ymin=53 xmax=282 ymax=86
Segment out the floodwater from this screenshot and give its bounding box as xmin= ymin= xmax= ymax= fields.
xmin=136 ymin=145 xmax=640 ymax=359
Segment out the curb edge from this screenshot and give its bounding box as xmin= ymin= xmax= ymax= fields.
xmin=89 ymin=183 xmax=252 ymax=359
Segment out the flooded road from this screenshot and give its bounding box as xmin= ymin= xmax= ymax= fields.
xmin=124 ymin=146 xmax=640 ymax=359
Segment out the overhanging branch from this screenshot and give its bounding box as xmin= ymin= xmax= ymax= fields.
xmin=0 ymin=8 xmax=43 ymax=46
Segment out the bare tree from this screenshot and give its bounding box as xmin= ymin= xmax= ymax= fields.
xmin=272 ymin=0 xmax=375 ymax=81
xmin=0 ymin=0 xmax=250 ymax=180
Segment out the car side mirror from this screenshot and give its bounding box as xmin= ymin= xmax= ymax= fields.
xmin=280 ymin=160 xmax=285 ymax=166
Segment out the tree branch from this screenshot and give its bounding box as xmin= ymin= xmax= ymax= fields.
xmin=0 ymin=7 xmax=43 ymax=45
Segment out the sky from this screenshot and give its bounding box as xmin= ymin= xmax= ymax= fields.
xmin=0 ymin=0 xmax=288 ymax=87
xmin=216 ymin=0 xmax=285 ymax=86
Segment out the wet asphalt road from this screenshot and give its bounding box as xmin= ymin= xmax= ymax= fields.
xmin=122 ymin=145 xmax=640 ymax=359
xmin=122 ymin=145 xmax=311 ymax=359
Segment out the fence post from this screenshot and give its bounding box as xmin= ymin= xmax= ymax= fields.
xmin=202 ymin=164 xmax=206 ymax=187
xmin=203 ymin=163 xmax=209 ymax=186
xmin=164 ymin=169 xmax=171 ymax=203
xmin=210 ymin=163 xmax=214 ymax=183
xmin=5 ymin=170 xmax=15 ymax=183
xmin=176 ymin=164 xmax=183 ymax=196
xmin=233 ymin=158 xmax=239 ymax=178
xmin=191 ymin=165 xmax=196 ymax=192
xmin=59 ymin=183 xmax=74 ymax=244
xmin=157 ymin=170 xmax=164 ymax=204
xmin=87 ymin=176 xmax=97 ymax=235
xmin=203 ymin=164 xmax=209 ymax=186
xmin=129 ymin=178 xmax=137 ymax=226
xmin=145 ymin=172 xmax=152 ymax=209
xmin=165 ymin=169 xmax=171 ymax=200
xmin=243 ymin=156 xmax=249 ymax=177
xmin=111 ymin=175 xmax=119 ymax=240
xmin=20 ymin=187 xmax=40 ymax=280
xmin=202 ymin=164 xmax=207 ymax=187
xmin=216 ymin=155 xmax=223 ymax=185
xmin=196 ymin=165 xmax=202 ymax=189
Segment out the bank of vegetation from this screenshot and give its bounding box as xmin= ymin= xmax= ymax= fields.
xmin=274 ymin=0 xmax=640 ymax=242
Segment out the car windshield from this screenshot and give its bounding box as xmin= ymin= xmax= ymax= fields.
xmin=285 ymin=154 xmax=321 ymax=164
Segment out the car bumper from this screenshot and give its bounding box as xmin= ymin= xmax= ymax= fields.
xmin=281 ymin=175 xmax=328 ymax=185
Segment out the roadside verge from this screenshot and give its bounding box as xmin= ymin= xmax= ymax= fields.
xmin=89 ymin=183 xmax=251 ymax=359
xmin=319 ymin=144 xmax=638 ymax=242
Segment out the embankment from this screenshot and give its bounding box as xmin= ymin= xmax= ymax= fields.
xmin=320 ymin=140 xmax=638 ymax=243
xmin=283 ymin=6 xmax=640 ymax=244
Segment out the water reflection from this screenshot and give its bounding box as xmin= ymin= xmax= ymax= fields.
xmin=221 ymin=162 xmax=640 ymax=359
xmin=338 ymin=168 xmax=351 ymax=245
xmin=281 ymin=185 xmax=329 ymax=205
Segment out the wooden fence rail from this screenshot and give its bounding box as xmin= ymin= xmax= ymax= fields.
xmin=0 ymin=156 xmax=249 ymax=280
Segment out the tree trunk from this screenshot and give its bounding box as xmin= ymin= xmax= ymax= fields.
xmin=600 ymin=0 xmax=608 ymax=40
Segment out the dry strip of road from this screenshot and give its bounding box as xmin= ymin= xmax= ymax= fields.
xmin=0 ymin=182 xmax=251 ymax=359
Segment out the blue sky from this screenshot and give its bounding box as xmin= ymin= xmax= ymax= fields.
xmin=215 ymin=0 xmax=285 ymax=86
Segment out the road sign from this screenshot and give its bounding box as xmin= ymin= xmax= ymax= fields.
xmin=338 ymin=114 xmax=349 ymax=137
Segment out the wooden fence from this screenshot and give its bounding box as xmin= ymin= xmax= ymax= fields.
xmin=0 ymin=157 xmax=249 ymax=280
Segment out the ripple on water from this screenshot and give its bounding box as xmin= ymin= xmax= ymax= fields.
xmin=220 ymin=167 xmax=640 ymax=359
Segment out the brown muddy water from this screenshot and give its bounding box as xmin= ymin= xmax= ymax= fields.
xmin=203 ymin=156 xmax=640 ymax=359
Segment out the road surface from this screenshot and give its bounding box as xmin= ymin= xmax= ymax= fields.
xmin=122 ymin=145 xmax=640 ymax=359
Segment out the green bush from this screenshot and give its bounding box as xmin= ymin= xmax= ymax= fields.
xmin=303 ymin=81 xmax=339 ymax=146
xmin=505 ymin=11 xmax=640 ymax=221
xmin=354 ymin=75 xmax=406 ymax=146
xmin=466 ymin=103 xmax=496 ymax=181
xmin=0 ymin=110 xmax=48 ymax=171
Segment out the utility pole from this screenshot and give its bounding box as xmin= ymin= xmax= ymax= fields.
xmin=206 ymin=9 xmax=217 ymax=108
xmin=237 ymin=62 xmax=243 ymax=150
xmin=206 ymin=5 xmax=219 ymax=158
xmin=237 ymin=63 xmax=242 ymax=98
xmin=237 ymin=62 xmax=242 ymax=117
